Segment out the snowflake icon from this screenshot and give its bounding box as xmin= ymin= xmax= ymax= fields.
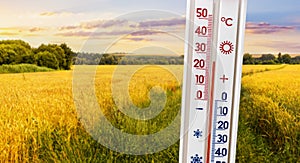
xmin=191 ymin=154 xmax=203 ymax=163
xmin=193 ymin=129 xmax=203 ymax=138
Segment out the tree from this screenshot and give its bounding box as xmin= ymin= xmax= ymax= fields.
xmin=291 ymin=56 xmax=300 ymax=64
xmin=260 ymin=54 xmax=275 ymax=61
xmin=281 ymin=54 xmax=291 ymax=64
xmin=0 ymin=40 xmax=31 ymax=50
xmin=36 ymin=51 xmax=59 ymax=69
xmin=99 ymin=54 xmax=123 ymax=65
xmin=243 ymin=53 xmax=254 ymax=64
xmin=0 ymin=40 xmax=33 ymax=64
xmin=0 ymin=46 xmax=9 ymax=65
xmin=60 ymin=43 xmax=75 ymax=70
xmin=35 ymin=44 xmax=66 ymax=69
xmin=119 ymin=58 xmax=128 ymax=65
xmin=170 ymin=59 xmax=176 ymax=64
xmin=278 ymin=52 xmax=282 ymax=63
xmin=0 ymin=39 xmax=76 ymax=69
xmin=259 ymin=54 xmax=276 ymax=64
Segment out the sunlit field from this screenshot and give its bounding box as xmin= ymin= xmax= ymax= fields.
xmin=237 ymin=65 xmax=300 ymax=162
xmin=0 ymin=65 xmax=299 ymax=162
xmin=241 ymin=64 xmax=287 ymax=76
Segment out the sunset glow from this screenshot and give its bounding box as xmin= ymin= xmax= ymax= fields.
xmin=1 ymin=0 xmax=299 ymax=55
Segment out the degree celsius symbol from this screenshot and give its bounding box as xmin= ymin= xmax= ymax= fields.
xmin=221 ymin=17 xmax=233 ymax=26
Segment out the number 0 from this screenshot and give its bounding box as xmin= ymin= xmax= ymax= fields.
xmin=196 ymin=90 xmax=203 ymax=99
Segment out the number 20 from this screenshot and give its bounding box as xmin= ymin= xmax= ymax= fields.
xmin=194 ymin=59 xmax=205 ymax=69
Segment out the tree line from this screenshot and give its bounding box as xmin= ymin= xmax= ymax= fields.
xmin=1 ymin=39 xmax=299 ymax=68
xmin=75 ymin=52 xmax=184 ymax=65
xmin=243 ymin=53 xmax=300 ymax=64
xmin=77 ymin=52 xmax=300 ymax=65
xmin=0 ymin=40 xmax=75 ymax=70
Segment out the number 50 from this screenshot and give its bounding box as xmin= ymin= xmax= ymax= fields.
xmin=196 ymin=8 xmax=208 ymax=18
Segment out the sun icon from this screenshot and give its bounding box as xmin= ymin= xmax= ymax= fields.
xmin=219 ymin=40 xmax=234 ymax=55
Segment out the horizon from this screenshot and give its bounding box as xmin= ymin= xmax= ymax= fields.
xmin=1 ymin=38 xmax=300 ymax=57
xmin=1 ymin=0 xmax=300 ymax=55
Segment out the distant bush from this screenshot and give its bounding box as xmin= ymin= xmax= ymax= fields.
xmin=0 ymin=40 xmax=75 ymax=70
xmin=75 ymin=53 xmax=184 ymax=65
xmin=243 ymin=53 xmax=300 ymax=65
xmin=36 ymin=51 xmax=59 ymax=69
xmin=0 ymin=64 xmax=54 ymax=74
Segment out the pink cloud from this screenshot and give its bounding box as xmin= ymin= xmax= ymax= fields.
xmin=138 ymin=17 xmax=185 ymax=28
xmin=81 ymin=19 xmax=128 ymax=29
xmin=57 ymin=29 xmax=166 ymax=38
xmin=56 ymin=30 xmax=132 ymax=37
xmin=59 ymin=19 xmax=128 ymax=31
xmin=59 ymin=25 xmax=78 ymax=31
xmin=58 ymin=17 xmax=186 ymax=32
xmin=264 ymin=41 xmax=300 ymax=52
xmin=246 ymin=22 xmax=296 ymax=34
xmin=125 ymin=38 xmax=152 ymax=42
xmin=130 ymin=30 xmax=164 ymax=36
xmin=56 ymin=31 xmax=92 ymax=37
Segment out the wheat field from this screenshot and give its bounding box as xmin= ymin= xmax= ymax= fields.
xmin=237 ymin=65 xmax=300 ymax=162
xmin=0 ymin=65 xmax=299 ymax=162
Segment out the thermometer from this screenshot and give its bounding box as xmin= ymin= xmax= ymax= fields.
xmin=179 ymin=0 xmax=247 ymax=163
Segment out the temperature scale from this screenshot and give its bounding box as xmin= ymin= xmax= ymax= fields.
xmin=179 ymin=0 xmax=247 ymax=163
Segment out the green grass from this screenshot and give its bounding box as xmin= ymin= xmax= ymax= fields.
xmin=0 ymin=65 xmax=299 ymax=162
xmin=0 ymin=64 xmax=54 ymax=74
xmin=237 ymin=65 xmax=300 ymax=162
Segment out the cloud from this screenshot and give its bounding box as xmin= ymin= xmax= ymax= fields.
xmin=125 ymin=38 xmax=152 ymax=42
xmin=59 ymin=25 xmax=78 ymax=31
xmin=82 ymin=19 xmax=128 ymax=29
xmin=130 ymin=30 xmax=164 ymax=36
xmin=56 ymin=30 xmax=131 ymax=37
xmin=56 ymin=29 xmax=167 ymax=38
xmin=59 ymin=19 xmax=128 ymax=31
xmin=137 ymin=17 xmax=185 ymax=28
xmin=39 ymin=11 xmax=74 ymax=17
xmin=58 ymin=17 xmax=186 ymax=33
xmin=40 ymin=12 xmax=57 ymax=16
xmin=0 ymin=27 xmax=25 ymax=36
xmin=56 ymin=31 xmax=92 ymax=37
xmin=0 ymin=27 xmax=48 ymax=37
xmin=29 ymin=27 xmax=44 ymax=32
xmin=246 ymin=22 xmax=296 ymax=34
xmin=0 ymin=32 xmax=19 ymax=36
xmin=263 ymin=41 xmax=300 ymax=52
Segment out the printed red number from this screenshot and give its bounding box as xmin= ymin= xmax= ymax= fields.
xmin=195 ymin=75 xmax=205 ymax=84
xmin=195 ymin=43 xmax=206 ymax=52
xmin=196 ymin=90 xmax=203 ymax=99
xmin=196 ymin=8 xmax=208 ymax=18
xmin=195 ymin=26 xmax=208 ymax=35
xmin=194 ymin=59 xmax=205 ymax=69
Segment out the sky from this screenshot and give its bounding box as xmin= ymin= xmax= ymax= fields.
xmin=0 ymin=0 xmax=300 ymax=55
